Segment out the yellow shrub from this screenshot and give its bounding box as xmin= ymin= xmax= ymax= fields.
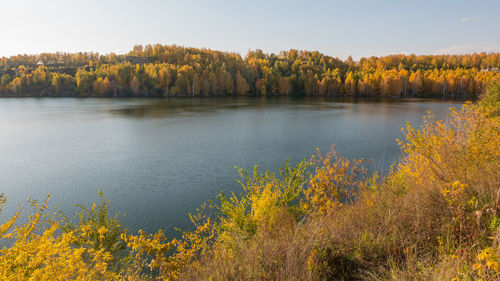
xmin=0 ymin=196 xmax=123 ymax=280
xmin=304 ymin=146 xmax=365 ymax=215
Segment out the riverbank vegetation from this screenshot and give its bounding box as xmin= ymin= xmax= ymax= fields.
xmin=0 ymin=45 xmax=499 ymax=98
xmin=0 ymin=80 xmax=499 ymax=280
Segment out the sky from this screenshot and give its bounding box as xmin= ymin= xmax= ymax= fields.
xmin=0 ymin=0 xmax=499 ymax=59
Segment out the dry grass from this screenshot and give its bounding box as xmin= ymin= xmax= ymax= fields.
xmin=177 ymin=81 xmax=500 ymax=280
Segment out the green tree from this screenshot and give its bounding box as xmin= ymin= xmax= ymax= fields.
xmin=1 ymin=74 xmax=11 ymax=86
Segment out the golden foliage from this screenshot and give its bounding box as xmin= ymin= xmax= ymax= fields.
xmin=0 ymin=196 xmax=123 ymax=280
xmin=304 ymin=147 xmax=365 ymax=215
xmin=1 ymin=46 xmax=499 ymax=98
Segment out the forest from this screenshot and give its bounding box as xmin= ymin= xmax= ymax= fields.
xmin=0 ymin=79 xmax=499 ymax=280
xmin=1 ymin=44 xmax=499 ymax=98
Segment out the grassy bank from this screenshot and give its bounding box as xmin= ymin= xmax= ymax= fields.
xmin=0 ymin=80 xmax=499 ymax=280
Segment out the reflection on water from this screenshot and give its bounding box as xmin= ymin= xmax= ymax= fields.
xmin=0 ymin=97 xmax=463 ymax=237
xmin=107 ymin=97 xmax=354 ymax=118
xmin=104 ymin=96 xmax=450 ymax=119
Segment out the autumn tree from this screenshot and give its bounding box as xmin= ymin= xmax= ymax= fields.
xmin=235 ymin=71 xmax=250 ymax=95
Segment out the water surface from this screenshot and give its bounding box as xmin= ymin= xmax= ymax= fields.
xmin=0 ymin=97 xmax=463 ymax=236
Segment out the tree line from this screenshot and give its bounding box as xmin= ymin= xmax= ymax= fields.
xmin=0 ymin=44 xmax=499 ymax=98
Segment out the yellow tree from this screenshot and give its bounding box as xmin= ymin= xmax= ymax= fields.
xmin=409 ymin=70 xmax=423 ymax=96
xmin=344 ymin=72 xmax=356 ymax=96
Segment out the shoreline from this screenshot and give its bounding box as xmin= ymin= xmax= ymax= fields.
xmin=0 ymin=93 xmax=475 ymax=101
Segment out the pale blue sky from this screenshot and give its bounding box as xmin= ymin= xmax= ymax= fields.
xmin=1 ymin=0 xmax=499 ymax=59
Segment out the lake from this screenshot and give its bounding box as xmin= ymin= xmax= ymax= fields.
xmin=0 ymin=97 xmax=463 ymax=237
